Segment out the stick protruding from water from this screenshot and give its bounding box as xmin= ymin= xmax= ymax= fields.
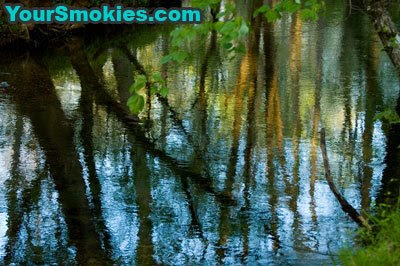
xmin=320 ymin=128 xmax=372 ymax=230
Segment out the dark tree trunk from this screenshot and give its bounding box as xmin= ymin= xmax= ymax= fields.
xmin=3 ymin=55 xmax=111 ymax=265
xmin=367 ymin=0 xmax=400 ymax=75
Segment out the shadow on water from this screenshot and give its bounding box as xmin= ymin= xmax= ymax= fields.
xmin=0 ymin=1 xmax=400 ymax=264
xmin=1 ymin=54 xmax=111 ymax=264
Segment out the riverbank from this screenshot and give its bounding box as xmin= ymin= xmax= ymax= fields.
xmin=0 ymin=0 xmax=181 ymax=48
xmin=0 ymin=22 xmax=86 ymax=48
xmin=340 ymin=205 xmax=400 ymax=265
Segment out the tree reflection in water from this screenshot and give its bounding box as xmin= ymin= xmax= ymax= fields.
xmin=0 ymin=1 xmax=399 ymax=264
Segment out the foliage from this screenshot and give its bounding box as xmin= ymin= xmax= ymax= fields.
xmin=374 ymin=109 xmax=400 ymax=124
xmin=254 ymin=0 xmax=324 ymax=22
xmin=389 ymin=36 xmax=400 ymax=49
xmin=127 ymin=75 xmax=146 ymax=114
xmin=126 ymin=73 xmax=168 ymax=114
xmin=339 ymin=205 xmax=400 ymax=266
xmin=127 ymin=0 xmax=325 ymax=114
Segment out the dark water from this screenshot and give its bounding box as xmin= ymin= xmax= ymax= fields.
xmin=0 ymin=1 xmax=399 ymax=265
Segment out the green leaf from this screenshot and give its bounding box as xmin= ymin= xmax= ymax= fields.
xmin=162 ymin=51 xmax=188 ymax=65
xmin=222 ymin=42 xmax=233 ymax=49
xmin=301 ymin=8 xmax=318 ymax=21
xmin=196 ymin=22 xmax=213 ymax=34
xmin=219 ymin=21 xmax=236 ymax=35
xmin=265 ymin=9 xmax=281 ymax=22
xmin=150 ymin=85 xmax=158 ymax=94
xmin=214 ymin=21 xmax=224 ymax=31
xmin=160 ymin=87 xmax=169 ymax=98
xmin=152 ymin=72 xmax=163 ymax=83
xmin=161 ymin=54 xmax=173 ymax=65
xmin=171 ymin=51 xmax=188 ymax=63
xmin=127 ymin=94 xmax=145 ymax=114
xmin=129 ymin=75 xmax=147 ymax=93
xmin=374 ymin=109 xmax=400 ymax=124
xmin=254 ymin=5 xmax=270 ymax=17
xmin=282 ymin=0 xmax=301 ymax=13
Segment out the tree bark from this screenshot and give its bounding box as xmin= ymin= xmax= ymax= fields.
xmin=367 ymin=0 xmax=400 ymax=75
xmin=320 ymin=129 xmax=372 ymax=230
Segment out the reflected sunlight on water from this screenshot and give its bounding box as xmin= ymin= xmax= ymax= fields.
xmin=0 ymin=0 xmax=399 ymax=264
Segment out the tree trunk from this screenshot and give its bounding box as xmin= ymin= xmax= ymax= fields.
xmin=367 ymin=0 xmax=400 ymax=75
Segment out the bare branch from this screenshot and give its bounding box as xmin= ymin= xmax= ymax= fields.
xmin=320 ymin=128 xmax=372 ymax=230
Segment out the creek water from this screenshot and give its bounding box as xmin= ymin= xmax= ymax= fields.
xmin=0 ymin=1 xmax=399 ymax=265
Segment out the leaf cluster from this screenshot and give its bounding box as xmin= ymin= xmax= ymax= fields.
xmin=127 ymin=73 xmax=168 ymax=114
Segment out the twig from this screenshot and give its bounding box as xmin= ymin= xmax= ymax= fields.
xmin=349 ymin=0 xmax=352 ymax=15
xmin=320 ymin=128 xmax=372 ymax=230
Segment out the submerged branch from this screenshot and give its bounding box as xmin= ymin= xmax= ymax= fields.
xmin=119 ymin=45 xmax=193 ymax=139
xmin=67 ymin=43 xmax=234 ymax=205
xmin=320 ymin=128 xmax=372 ymax=230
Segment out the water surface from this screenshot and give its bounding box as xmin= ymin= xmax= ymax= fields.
xmin=0 ymin=1 xmax=399 ymax=265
